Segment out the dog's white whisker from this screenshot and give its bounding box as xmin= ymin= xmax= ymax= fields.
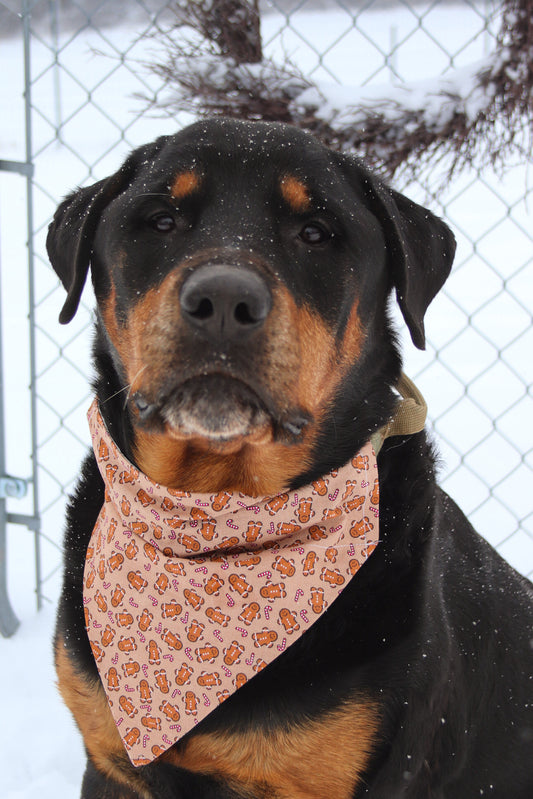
xmin=101 ymin=384 xmax=130 ymax=404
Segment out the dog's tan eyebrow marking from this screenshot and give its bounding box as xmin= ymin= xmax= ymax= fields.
xmin=280 ymin=174 xmax=311 ymax=213
xmin=171 ymin=169 xmax=201 ymax=200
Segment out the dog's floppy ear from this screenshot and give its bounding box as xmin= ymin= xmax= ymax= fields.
xmin=47 ymin=167 xmax=130 ymax=324
xmin=336 ymin=154 xmax=456 ymax=349
xmin=368 ymin=179 xmax=456 ymax=349
xmin=47 ymin=140 xmax=165 ymax=324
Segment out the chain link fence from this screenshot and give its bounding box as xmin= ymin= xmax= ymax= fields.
xmin=1 ymin=0 xmax=532 ymax=632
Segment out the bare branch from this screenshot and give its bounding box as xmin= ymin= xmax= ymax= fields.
xmin=138 ymin=0 xmax=533 ymax=184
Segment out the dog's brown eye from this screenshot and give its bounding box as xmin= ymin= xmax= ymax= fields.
xmin=149 ymin=213 xmax=175 ymax=233
xmin=299 ymin=223 xmax=330 ymax=245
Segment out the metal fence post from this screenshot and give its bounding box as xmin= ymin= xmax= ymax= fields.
xmin=0 ymin=249 xmax=20 ymax=637
xmin=0 ymin=0 xmax=42 ymax=635
xmin=22 ymin=0 xmax=43 ymax=612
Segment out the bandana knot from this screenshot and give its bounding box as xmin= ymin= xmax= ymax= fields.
xmin=83 ymin=400 xmax=379 ymax=766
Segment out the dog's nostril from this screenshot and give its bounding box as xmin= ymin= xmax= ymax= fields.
xmin=190 ymin=297 xmax=214 ymax=321
xmin=189 ymin=297 xmax=258 ymax=326
xmin=234 ymin=301 xmax=256 ymax=326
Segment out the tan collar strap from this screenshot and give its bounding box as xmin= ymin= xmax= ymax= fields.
xmin=84 ymin=401 xmax=380 ymax=766
xmin=370 ymin=372 xmax=427 ymax=456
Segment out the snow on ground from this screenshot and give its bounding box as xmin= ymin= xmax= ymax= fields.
xmin=0 ymin=606 xmax=85 ymax=797
xmin=0 ymin=3 xmax=531 ymax=795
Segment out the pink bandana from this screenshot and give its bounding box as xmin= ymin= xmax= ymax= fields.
xmin=83 ymin=400 xmax=379 ymax=766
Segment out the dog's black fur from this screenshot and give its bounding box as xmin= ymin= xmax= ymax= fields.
xmin=48 ymin=119 xmax=533 ymax=798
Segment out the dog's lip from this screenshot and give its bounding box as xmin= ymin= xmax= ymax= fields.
xmin=168 ymin=374 xmax=271 ymax=442
xmin=132 ymin=374 xmax=310 ymax=444
xmin=132 ymin=374 xmax=271 ymax=442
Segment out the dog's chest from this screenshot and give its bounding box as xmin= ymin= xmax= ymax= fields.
xmin=163 ymin=699 xmax=381 ymax=798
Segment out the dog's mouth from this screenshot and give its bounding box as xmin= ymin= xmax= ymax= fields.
xmin=164 ymin=374 xmax=271 ymax=443
xmin=132 ymin=374 xmax=308 ymax=447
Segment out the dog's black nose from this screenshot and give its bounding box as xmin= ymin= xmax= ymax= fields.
xmin=179 ymin=264 xmax=272 ymax=340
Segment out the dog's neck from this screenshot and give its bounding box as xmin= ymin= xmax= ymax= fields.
xmin=99 ymin=372 xmax=426 ymax=496
xmin=132 ymin=428 xmax=320 ymax=496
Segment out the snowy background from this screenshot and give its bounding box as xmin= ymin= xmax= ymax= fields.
xmin=1 ymin=1 xmax=532 ymax=795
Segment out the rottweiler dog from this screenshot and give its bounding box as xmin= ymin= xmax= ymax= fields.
xmin=47 ymin=118 xmax=533 ymax=799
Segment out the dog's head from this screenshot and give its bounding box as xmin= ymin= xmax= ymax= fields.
xmin=47 ymin=119 xmax=455 ymax=493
